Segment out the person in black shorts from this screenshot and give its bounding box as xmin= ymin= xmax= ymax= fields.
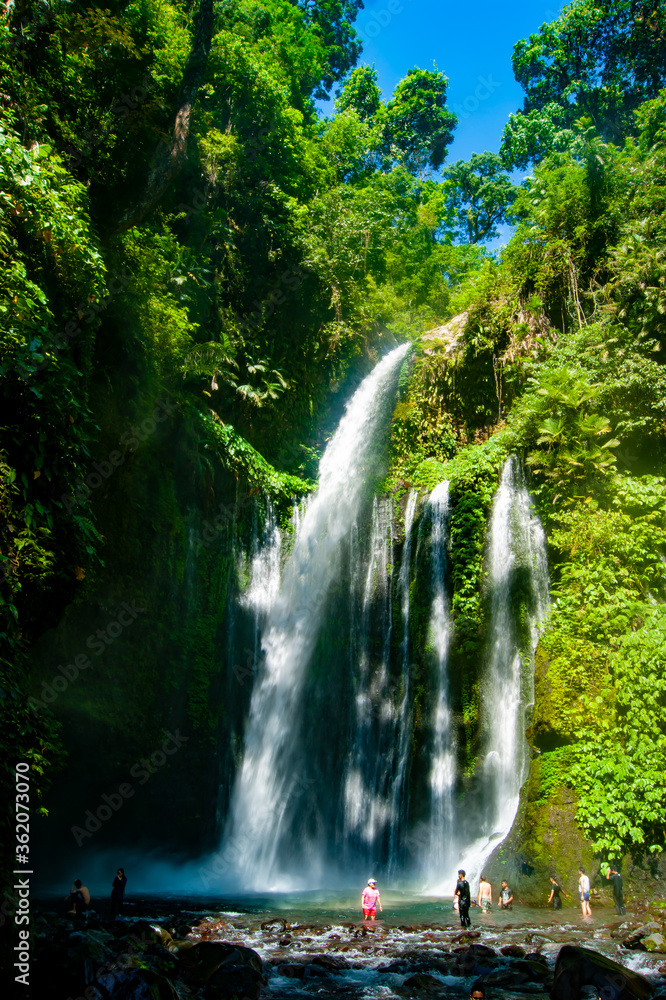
xmin=607 ymin=866 xmax=626 ymax=915
xmin=455 ymin=869 xmax=471 ymax=927
xmin=548 ymin=875 xmax=569 ymax=909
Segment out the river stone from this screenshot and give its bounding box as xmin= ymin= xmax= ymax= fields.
xmin=277 ymin=964 xmax=306 ymax=978
xmin=643 ymin=934 xmax=665 ymax=953
xmin=179 ymin=941 xmax=264 ymax=983
xmin=513 ymin=958 xmax=549 ymax=980
xmin=401 ymin=972 xmax=447 ymax=994
xmin=206 ymin=964 xmax=266 ymax=1000
xmin=261 ymin=919 xmax=287 ymax=931
xmin=552 ymin=944 xmax=655 ymax=999
xmin=312 ymin=954 xmax=350 ymax=971
xmin=468 ymin=943 xmax=497 ymax=958
xmin=623 ymin=922 xmax=663 ymax=948
xmin=500 ymin=944 xmax=526 ymax=957
xmin=94 ymin=966 xmax=175 ymax=999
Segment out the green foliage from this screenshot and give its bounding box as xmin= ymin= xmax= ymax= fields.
xmin=444 ymin=153 xmax=518 ymax=244
xmin=502 ymin=0 xmax=666 ymax=166
xmin=382 ymin=68 xmax=457 ymax=173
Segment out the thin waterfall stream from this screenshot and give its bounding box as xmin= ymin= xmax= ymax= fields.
xmin=457 ymin=457 xmax=549 ymax=884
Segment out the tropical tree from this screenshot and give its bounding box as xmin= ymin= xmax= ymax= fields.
xmin=501 ymin=0 xmax=666 ymax=166
xmin=444 ymin=152 xmax=518 ymax=243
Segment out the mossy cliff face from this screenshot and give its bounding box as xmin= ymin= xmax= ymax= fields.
xmin=26 ymin=386 xmax=308 ymax=866
xmin=391 ymin=312 xmax=666 ymax=894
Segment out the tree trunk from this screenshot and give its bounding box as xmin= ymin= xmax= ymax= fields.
xmin=110 ymin=0 xmax=214 ymax=235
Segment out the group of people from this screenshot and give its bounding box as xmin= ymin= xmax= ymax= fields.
xmin=64 ymin=868 xmax=127 ymax=918
xmin=361 ymin=863 xmax=626 ymax=925
xmin=547 ymin=866 xmax=625 ymax=917
xmin=453 ymin=871 xmax=513 ymax=927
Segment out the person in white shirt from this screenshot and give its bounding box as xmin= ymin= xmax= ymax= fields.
xmin=578 ymin=867 xmax=591 ymax=916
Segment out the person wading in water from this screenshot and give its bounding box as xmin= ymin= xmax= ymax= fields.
xmin=455 ymin=869 xmax=471 ymax=927
xmin=361 ymin=878 xmax=382 ymax=920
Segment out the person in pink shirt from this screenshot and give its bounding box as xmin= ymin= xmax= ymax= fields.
xmin=361 ymin=878 xmax=382 ymax=920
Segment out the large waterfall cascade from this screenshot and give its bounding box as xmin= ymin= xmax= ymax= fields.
xmin=223 ymin=344 xmax=409 ymax=889
xmin=217 ymin=340 xmax=549 ymax=891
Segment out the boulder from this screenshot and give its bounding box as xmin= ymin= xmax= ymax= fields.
xmin=261 ymin=919 xmax=287 ymax=932
xmin=206 ymin=965 xmax=265 ymax=1000
xmin=623 ymin=923 xmax=663 ymax=950
xmin=312 ymin=954 xmax=350 ymax=971
xmin=276 ymin=964 xmax=306 ymax=979
xmin=401 ymin=972 xmax=447 ymax=994
xmin=501 ymin=944 xmax=526 ymax=958
xmin=94 ymin=966 xmax=176 ymax=999
xmin=551 ymin=944 xmax=655 ymax=999
xmin=643 ymin=934 xmax=665 ymax=953
xmin=179 ymin=940 xmax=265 ymax=1000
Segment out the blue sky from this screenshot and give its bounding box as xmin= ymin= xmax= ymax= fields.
xmin=328 ymin=0 xmax=565 ymax=163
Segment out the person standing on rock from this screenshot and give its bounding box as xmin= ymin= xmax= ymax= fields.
xmin=578 ymin=867 xmax=592 ymax=917
xmin=477 ymin=875 xmax=492 ymax=911
xmin=455 ymin=869 xmax=471 ymax=927
xmin=607 ymin=866 xmax=626 ymax=915
xmin=110 ymin=867 xmax=127 ymax=917
xmin=361 ymin=878 xmax=382 ymax=920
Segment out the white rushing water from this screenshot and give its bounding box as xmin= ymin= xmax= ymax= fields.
xmin=343 ymin=497 xmax=395 ymax=853
xmin=422 ymin=481 xmax=455 ymax=879
xmin=388 ymin=490 xmax=419 ymax=868
xmin=223 ymin=344 xmax=409 ymax=889
xmin=457 ymin=456 xmax=549 ymax=886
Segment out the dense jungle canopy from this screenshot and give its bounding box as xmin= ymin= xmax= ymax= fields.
xmin=1 ymin=0 xmax=666 ymax=897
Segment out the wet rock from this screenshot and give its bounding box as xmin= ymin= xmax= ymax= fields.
xmin=552 ymin=944 xmax=655 ymax=999
xmin=500 ymin=944 xmax=526 ymax=958
xmin=622 ymin=923 xmax=663 ymax=950
xmin=304 ymin=964 xmax=330 ymax=978
xmin=66 ymin=928 xmax=115 ymax=964
xmin=468 ymin=943 xmax=497 ymax=959
xmin=179 ymin=941 xmax=264 ymax=985
xmin=378 ymin=960 xmax=408 ymax=973
xmin=261 ymin=919 xmax=287 ymax=932
xmin=644 ymin=934 xmax=666 ymax=953
xmin=513 ymin=958 xmax=549 ymax=981
xmin=312 ymin=954 xmax=350 ymax=971
xmin=277 ymin=964 xmax=306 ymax=979
xmin=477 ymin=967 xmax=529 ymax=989
xmin=206 ymin=964 xmax=266 ymax=1000
xmin=401 ymin=972 xmax=447 ymax=994
xmin=94 ymin=966 xmax=176 ymax=999
xmin=452 ymin=930 xmax=480 ymax=942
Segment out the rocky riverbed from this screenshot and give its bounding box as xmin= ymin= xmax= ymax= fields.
xmin=30 ymin=895 xmax=666 ymax=1000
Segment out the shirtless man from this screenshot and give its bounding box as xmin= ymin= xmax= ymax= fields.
xmin=65 ymin=879 xmax=90 ymax=915
xmin=578 ymin=867 xmax=592 ymax=917
xmin=477 ymin=875 xmax=492 ymax=911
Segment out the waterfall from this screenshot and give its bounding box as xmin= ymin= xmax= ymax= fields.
xmin=388 ymin=490 xmax=418 ymax=868
xmin=422 ymin=481 xmax=455 ymax=878
xmin=460 ymin=456 xmax=549 ymax=881
xmin=223 ymin=344 xmax=409 ymax=889
xmin=342 ymin=496 xmax=395 ymax=861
